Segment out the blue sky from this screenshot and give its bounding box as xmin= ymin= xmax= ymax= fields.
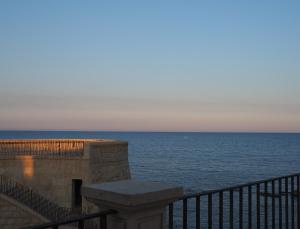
xmin=0 ymin=1 xmax=300 ymax=132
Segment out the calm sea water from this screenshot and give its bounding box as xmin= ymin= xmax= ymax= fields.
xmin=1 ymin=131 xmax=299 ymax=193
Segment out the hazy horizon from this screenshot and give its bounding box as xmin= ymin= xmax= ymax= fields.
xmin=1 ymin=1 xmax=300 ymax=132
xmin=1 ymin=129 xmax=299 ymax=134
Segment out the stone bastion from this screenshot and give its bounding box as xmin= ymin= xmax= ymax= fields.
xmin=0 ymin=139 xmax=131 ymax=211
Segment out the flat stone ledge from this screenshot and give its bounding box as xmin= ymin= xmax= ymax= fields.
xmin=83 ymin=180 xmax=183 ymax=229
xmin=82 ymin=180 xmax=183 ymax=207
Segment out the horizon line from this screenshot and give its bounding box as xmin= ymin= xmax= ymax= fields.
xmin=0 ymin=129 xmax=299 ymax=134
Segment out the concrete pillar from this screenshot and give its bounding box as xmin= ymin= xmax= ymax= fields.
xmin=82 ymin=180 xmax=183 ymax=229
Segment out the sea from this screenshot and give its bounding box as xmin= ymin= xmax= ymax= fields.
xmin=1 ymin=131 xmax=299 ymax=193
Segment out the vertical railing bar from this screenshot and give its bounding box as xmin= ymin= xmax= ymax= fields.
xmin=183 ymin=198 xmax=187 ymax=229
xmin=248 ymin=185 xmax=252 ymax=229
xmin=169 ymin=203 xmax=174 ymax=229
xmin=78 ymin=219 xmax=84 ymax=229
xmin=196 ymin=196 xmax=200 ymax=229
xmin=257 ymin=183 xmax=261 ymax=229
xmin=208 ymin=193 xmax=212 ymax=229
xmin=265 ymin=181 xmax=268 ymax=229
xmin=292 ymin=176 xmax=295 ymax=229
xmin=286 ymin=177 xmax=289 ymax=229
xmin=280 ymin=179 xmax=283 ymax=229
xmin=297 ymin=175 xmax=300 ymax=229
xmin=272 ymin=180 xmax=275 ymax=229
xmin=219 ymin=191 xmax=223 ymax=229
xmin=100 ymin=215 xmax=107 ymax=229
xmin=230 ymin=190 xmax=234 ymax=229
xmin=240 ymin=187 xmax=243 ymax=229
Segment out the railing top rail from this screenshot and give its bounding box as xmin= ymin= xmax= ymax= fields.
xmin=0 ymin=139 xmax=86 ymax=158
xmin=0 ymin=138 xmax=127 ymax=158
xmin=180 ymin=172 xmax=300 ymax=200
xmin=20 ymin=210 xmax=117 ymax=229
xmin=0 ymin=139 xmax=107 ymax=143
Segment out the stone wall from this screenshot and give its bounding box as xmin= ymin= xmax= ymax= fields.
xmin=0 ymin=139 xmax=131 ymax=209
xmin=88 ymin=141 xmax=131 ymax=183
xmin=0 ymin=194 xmax=46 ymax=229
xmin=0 ymin=157 xmax=89 ymax=208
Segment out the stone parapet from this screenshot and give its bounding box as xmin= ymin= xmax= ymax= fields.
xmin=0 ymin=139 xmax=126 ymax=159
xmin=82 ymin=180 xmax=183 ymax=229
xmin=0 ymin=139 xmax=131 ymax=209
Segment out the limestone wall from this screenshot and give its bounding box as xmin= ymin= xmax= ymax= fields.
xmin=0 ymin=157 xmax=89 ymax=208
xmin=0 ymin=194 xmax=46 ymax=229
xmin=0 ymin=139 xmax=131 ymax=209
xmin=88 ymin=141 xmax=131 ymax=183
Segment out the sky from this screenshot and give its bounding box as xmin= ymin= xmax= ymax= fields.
xmin=0 ymin=1 xmax=300 ymax=132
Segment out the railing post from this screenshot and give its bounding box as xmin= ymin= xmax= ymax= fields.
xmin=82 ymin=180 xmax=183 ymax=229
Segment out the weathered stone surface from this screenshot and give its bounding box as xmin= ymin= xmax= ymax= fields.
xmin=82 ymin=180 xmax=183 ymax=229
xmin=83 ymin=180 xmax=183 ymax=208
xmin=0 ymin=139 xmax=130 ymax=209
xmin=0 ymin=139 xmax=131 ymax=227
xmin=0 ymin=194 xmax=46 ymax=229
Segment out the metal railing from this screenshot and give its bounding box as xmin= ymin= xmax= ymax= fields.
xmin=168 ymin=173 xmax=300 ymax=229
xmin=0 ymin=139 xmax=85 ymax=158
xmin=20 ymin=210 xmax=117 ymax=229
xmin=0 ymin=175 xmax=76 ymax=221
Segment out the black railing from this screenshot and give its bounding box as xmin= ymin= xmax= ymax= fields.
xmin=0 ymin=175 xmax=76 ymax=221
xmin=0 ymin=139 xmax=85 ymax=158
xmin=168 ymin=173 xmax=300 ymax=229
xmin=20 ymin=210 xmax=117 ymax=229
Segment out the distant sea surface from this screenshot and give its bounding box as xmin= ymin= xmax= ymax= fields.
xmin=1 ymin=131 xmax=300 ymax=193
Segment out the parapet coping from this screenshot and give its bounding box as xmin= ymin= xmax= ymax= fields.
xmin=0 ymin=156 xmax=85 ymax=160
xmin=82 ymin=180 xmax=183 ymax=207
xmin=0 ymin=139 xmax=120 ymax=143
xmin=0 ymin=139 xmax=128 ymax=146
